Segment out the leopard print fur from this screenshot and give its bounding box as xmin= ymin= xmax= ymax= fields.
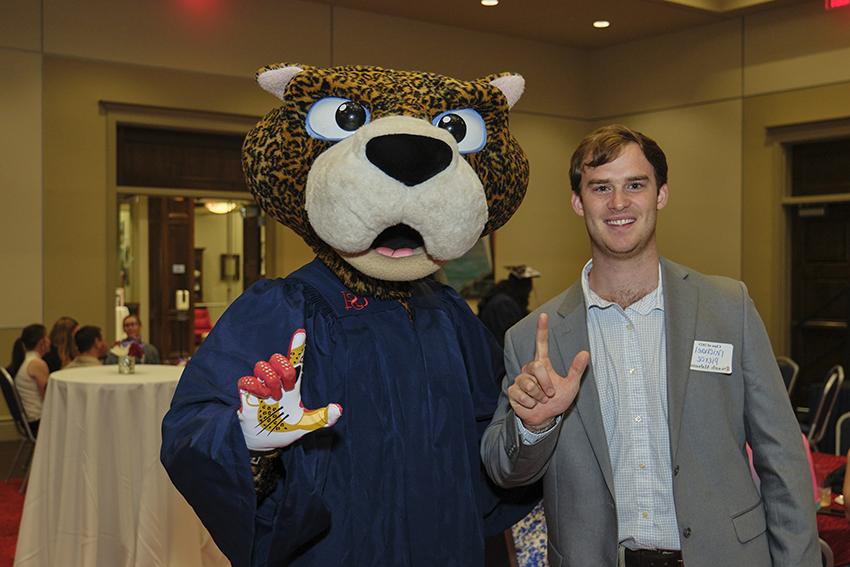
xmin=243 ymin=64 xmax=529 ymax=298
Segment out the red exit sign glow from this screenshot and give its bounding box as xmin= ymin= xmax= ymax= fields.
xmin=826 ymin=0 xmax=850 ymax=9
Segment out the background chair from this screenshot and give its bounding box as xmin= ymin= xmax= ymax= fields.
xmin=820 ymin=537 xmax=834 ymax=567
xmin=193 ymin=307 xmax=213 ymax=346
xmin=777 ymin=355 xmax=800 ymax=398
xmin=0 ymin=367 xmax=36 ymax=492
xmin=836 ymin=411 xmax=850 ymax=456
xmin=806 ymin=365 xmax=845 ymax=452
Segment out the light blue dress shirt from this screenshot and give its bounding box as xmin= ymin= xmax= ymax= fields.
xmin=518 ymin=260 xmax=680 ymax=550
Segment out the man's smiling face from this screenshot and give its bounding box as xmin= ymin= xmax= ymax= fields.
xmin=571 ymin=142 xmax=668 ymax=261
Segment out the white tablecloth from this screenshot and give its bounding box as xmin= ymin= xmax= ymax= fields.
xmin=14 ymin=365 xmax=229 ymax=567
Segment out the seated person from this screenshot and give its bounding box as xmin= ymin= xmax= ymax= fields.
xmin=105 ymin=314 xmax=160 ymax=364
xmin=8 ymin=324 xmax=50 ymax=437
xmin=65 ymin=326 xmax=107 ymax=368
xmin=42 ymin=316 xmax=79 ymax=372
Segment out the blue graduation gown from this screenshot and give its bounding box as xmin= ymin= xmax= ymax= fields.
xmin=161 ymin=258 xmax=534 ymax=566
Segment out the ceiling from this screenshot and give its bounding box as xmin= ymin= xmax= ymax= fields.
xmin=322 ymin=0 xmax=803 ymax=49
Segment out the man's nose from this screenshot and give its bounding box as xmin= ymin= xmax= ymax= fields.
xmin=608 ymin=189 xmax=629 ymax=211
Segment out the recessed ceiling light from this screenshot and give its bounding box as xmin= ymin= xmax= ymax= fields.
xmin=481 ymin=0 xmax=499 ymax=6
xmin=593 ymin=20 xmax=611 ymax=29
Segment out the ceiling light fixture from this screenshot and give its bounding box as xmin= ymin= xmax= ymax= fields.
xmin=204 ymin=201 xmax=239 ymax=214
xmin=593 ymin=20 xmax=611 ymax=29
xmin=481 ymin=0 xmax=499 ymax=6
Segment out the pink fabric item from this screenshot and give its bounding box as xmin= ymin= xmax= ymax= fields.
xmin=745 ymin=433 xmax=818 ymax=502
xmin=800 ymin=435 xmax=819 ymax=501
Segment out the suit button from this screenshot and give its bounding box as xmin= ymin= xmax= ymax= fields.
xmin=683 ymin=527 xmax=692 ymax=538
xmin=673 ymin=465 xmax=680 ymax=476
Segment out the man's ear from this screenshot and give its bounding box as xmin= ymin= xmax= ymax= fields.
xmin=656 ymin=183 xmax=669 ymax=210
xmin=571 ymin=191 xmax=585 ymax=217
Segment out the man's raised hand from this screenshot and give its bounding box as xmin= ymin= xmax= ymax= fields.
xmin=508 ymin=313 xmax=589 ymax=431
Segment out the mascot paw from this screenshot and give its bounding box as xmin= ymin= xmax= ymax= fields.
xmin=237 ymin=329 xmax=342 ymax=451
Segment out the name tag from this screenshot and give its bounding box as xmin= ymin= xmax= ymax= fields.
xmin=690 ymin=340 xmax=733 ymax=374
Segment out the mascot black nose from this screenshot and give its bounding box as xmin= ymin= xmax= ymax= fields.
xmin=365 ymin=134 xmax=452 ymax=187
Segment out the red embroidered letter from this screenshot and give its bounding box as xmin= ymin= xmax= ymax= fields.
xmin=341 ymin=291 xmax=369 ymax=310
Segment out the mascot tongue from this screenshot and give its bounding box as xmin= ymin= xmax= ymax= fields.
xmin=372 ymin=224 xmax=424 ymax=258
xmin=375 ymin=248 xmax=415 ymax=258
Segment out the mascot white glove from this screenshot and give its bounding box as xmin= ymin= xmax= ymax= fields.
xmin=237 ymin=329 xmax=342 ymax=452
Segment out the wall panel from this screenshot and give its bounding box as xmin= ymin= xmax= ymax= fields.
xmin=0 ymin=0 xmax=41 ymax=51
xmin=0 ymin=49 xmax=42 ymax=329
xmin=44 ymin=0 xmax=331 ymax=77
xmin=745 ymin=2 xmax=850 ymax=97
xmin=588 ymin=19 xmax=742 ymax=119
xmin=331 ymin=7 xmax=590 ymax=118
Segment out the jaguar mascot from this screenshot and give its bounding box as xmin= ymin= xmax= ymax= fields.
xmin=161 ymin=62 xmax=533 ymax=567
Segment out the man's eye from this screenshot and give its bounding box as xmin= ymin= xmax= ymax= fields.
xmin=628 ymin=182 xmax=644 ymax=190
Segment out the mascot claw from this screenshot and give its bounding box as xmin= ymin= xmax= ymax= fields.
xmin=237 ymin=329 xmax=342 ymax=451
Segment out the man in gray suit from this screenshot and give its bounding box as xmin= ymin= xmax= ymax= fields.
xmin=481 ymin=125 xmax=819 ymax=567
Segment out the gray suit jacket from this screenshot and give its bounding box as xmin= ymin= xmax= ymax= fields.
xmin=481 ymin=258 xmax=819 ymax=567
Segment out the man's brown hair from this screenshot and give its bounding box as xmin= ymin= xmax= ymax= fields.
xmin=569 ymin=124 xmax=668 ymax=194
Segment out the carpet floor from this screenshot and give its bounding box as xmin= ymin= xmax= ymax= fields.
xmin=0 ymin=479 xmax=23 ymax=567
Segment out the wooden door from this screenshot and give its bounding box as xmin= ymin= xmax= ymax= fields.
xmin=243 ymin=205 xmax=263 ymax=289
xmin=149 ymin=196 xmax=195 ymax=362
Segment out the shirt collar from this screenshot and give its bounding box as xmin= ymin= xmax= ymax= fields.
xmin=580 ymin=259 xmax=665 ymax=315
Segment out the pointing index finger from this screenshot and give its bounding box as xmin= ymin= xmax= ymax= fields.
xmin=535 ymin=313 xmax=550 ymax=362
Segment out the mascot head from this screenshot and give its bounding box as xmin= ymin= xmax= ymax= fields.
xmin=243 ymin=63 xmax=529 ymax=298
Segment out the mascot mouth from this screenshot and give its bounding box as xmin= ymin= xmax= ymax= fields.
xmin=371 ymin=224 xmax=425 ymax=258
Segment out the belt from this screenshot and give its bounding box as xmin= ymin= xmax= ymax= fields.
xmin=623 ymin=548 xmax=684 ymax=567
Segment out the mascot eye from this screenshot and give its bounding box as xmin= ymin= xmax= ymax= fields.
xmin=306 ymin=97 xmax=371 ymax=141
xmin=336 ymin=102 xmax=367 ymax=131
xmin=432 ymin=109 xmax=487 ymax=154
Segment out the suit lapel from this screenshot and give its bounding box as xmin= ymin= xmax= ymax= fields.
xmin=553 ymin=284 xmax=615 ymax=498
xmin=662 ymin=259 xmax=699 ymax=462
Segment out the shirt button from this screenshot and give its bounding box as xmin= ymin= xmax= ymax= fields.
xmin=628 ymin=368 xmax=635 ymax=375
xmin=626 ymin=323 xmax=634 ymax=331
xmin=634 ymin=415 xmax=642 ymax=423
xmin=639 ymin=463 xmax=646 ymax=470
xmin=683 ymin=527 xmax=692 ymax=538
xmin=642 ymin=512 xmax=649 ymax=519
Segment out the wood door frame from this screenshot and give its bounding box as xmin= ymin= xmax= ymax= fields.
xmin=104 ymin=103 xmax=273 ymax=344
xmin=768 ymin=117 xmax=850 ymax=356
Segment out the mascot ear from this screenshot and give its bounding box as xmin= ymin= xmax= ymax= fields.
xmin=257 ymin=64 xmax=306 ymax=100
xmin=487 ymin=73 xmax=525 ymax=110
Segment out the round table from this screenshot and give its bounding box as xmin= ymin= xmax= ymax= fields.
xmin=14 ymin=364 xmax=229 ymax=567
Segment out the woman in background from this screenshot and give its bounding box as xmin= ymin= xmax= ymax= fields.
xmin=105 ymin=314 xmax=160 ymax=364
xmin=42 ymin=316 xmax=79 ymax=372
xmin=7 ymin=324 xmax=51 ymax=436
